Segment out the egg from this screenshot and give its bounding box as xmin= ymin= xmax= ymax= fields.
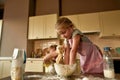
xmin=82 ymin=77 xmax=89 ymax=80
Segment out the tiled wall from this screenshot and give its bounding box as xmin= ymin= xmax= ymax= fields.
xmin=34 ymin=39 xmax=59 ymax=50
xmin=85 ymin=33 xmax=120 ymax=51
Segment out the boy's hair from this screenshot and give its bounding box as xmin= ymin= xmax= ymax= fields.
xmin=55 ymin=17 xmax=75 ymax=30
xmin=49 ymin=44 xmax=57 ymax=50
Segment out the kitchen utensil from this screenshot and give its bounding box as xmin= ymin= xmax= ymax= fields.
xmin=54 ymin=63 xmax=77 ymax=77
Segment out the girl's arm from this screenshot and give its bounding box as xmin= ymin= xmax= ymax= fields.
xmin=63 ymin=39 xmax=71 ymax=64
xmin=63 ymin=43 xmax=70 ymax=64
xmin=69 ymin=34 xmax=80 ymax=65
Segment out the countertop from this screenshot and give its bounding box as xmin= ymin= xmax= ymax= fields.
xmin=0 ymin=57 xmax=120 ymax=61
xmin=1 ymin=72 xmax=120 ymax=80
xmin=0 ymin=57 xmax=12 ymax=61
xmin=0 ymin=57 xmax=44 ymax=61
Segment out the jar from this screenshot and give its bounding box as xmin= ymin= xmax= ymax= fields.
xmin=11 ymin=48 xmax=26 ymax=80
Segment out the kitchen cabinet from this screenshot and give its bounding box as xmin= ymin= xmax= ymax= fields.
xmin=0 ymin=20 xmax=2 ymax=35
xmin=0 ymin=60 xmax=11 ymax=79
xmin=28 ymin=16 xmax=44 ymax=39
xmin=44 ymin=14 xmax=58 ymax=38
xmin=28 ymin=14 xmax=58 ymax=39
xmin=0 ymin=61 xmax=3 ymax=78
xmin=78 ymin=12 xmax=100 ymax=33
xmin=2 ymin=61 xmax=11 ymax=78
xmin=25 ymin=58 xmax=44 ymax=72
xmin=99 ymin=10 xmax=120 ymax=37
xmin=62 ymin=13 xmax=100 ymax=33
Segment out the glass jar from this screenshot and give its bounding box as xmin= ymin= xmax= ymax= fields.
xmin=11 ymin=48 xmax=26 ymax=80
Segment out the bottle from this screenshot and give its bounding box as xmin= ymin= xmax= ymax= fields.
xmin=11 ymin=48 xmax=26 ymax=80
xmin=103 ymin=47 xmax=115 ymax=79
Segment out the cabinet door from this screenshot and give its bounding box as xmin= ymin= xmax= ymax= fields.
xmin=28 ymin=17 xmax=34 ymax=39
xmin=2 ymin=61 xmax=11 ymax=78
xmin=78 ymin=13 xmax=100 ymax=33
xmin=34 ymin=16 xmax=44 ymax=39
xmin=25 ymin=60 xmax=43 ymax=72
xmin=99 ymin=10 xmax=120 ymax=37
xmin=28 ymin=14 xmax=57 ymax=39
xmin=0 ymin=61 xmax=3 ymax=79
xmin=28 ymin=16 xmax=44 ymax=39
xmin=44 ymin=14 xmax=57 ymax=38
xmin=0 ymin=20 xmax=2 ymax=37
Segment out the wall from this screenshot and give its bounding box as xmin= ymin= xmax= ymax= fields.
xmin=0 ymin=0 xmax=29 ymax=56
xmin=34 ymin=39 xmax=59 ymax=51
xmin=35 ymin=0 xmax=120 ymax=16
xmin=61 ymin=0 xmax=120 ymax=15
xmin=85 ymin=33 xmax=120 ymax=50
xmin=35 ymin=0 xmax=59 ymax=15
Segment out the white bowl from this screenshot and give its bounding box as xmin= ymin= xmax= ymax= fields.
xmin=54 ymin=63 xmax=77 ymax=77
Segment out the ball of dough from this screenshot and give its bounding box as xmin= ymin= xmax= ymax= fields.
xmin=82 ymin=77 xmax=89 ymax=80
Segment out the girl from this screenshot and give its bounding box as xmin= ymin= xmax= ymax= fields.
xmin=55 ymin=17 xmax=103 ymax=74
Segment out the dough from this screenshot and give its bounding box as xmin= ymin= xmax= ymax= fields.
xmin=82 ymin=77 xmax=89 ymax=80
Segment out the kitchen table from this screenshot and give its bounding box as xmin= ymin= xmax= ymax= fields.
xmin=1 ymin=72 xmax=120 ymax=80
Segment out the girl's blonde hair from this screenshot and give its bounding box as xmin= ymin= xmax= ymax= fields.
xmin=55 ymin=17 xmax=75 ymax=30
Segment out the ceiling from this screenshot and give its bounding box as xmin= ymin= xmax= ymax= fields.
xmin=0 ymin=0 xmax=5 ymax=19
xmin=0 ymin=0 xmax=5 ymax=9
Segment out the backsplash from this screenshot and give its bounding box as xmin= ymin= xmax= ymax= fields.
xmin=85 ymin=33 xmax=120 ymax=57
xmin=34 ymin=39 xmax=59 ymax=51
xmin=85 ymin=33 xmax=120 ymax=51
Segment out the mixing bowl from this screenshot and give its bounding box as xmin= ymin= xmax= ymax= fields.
xmin=54 ymin=63 xmax=77 ymax=77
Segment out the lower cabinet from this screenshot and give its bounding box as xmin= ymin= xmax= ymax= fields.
xmin=0 ymin=61 xmax=3 ymax=78
xmin=0 ymin=60 xmax=11 ymax=79
xmin=25 ymin=58 xmax=44 ymax=72
xmin=0 ymin=58 xmax=44 ymax=79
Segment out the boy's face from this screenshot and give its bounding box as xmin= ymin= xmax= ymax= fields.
xmin=57 ymin=27 xmax=73 ymax=39
xmin=48 ymin=47 xmax=56 ymax=53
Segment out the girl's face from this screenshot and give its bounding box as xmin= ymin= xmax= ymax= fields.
xmin=57 ymin=27 xmax=73 ymax=39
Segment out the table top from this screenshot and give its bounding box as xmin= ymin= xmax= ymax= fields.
xmin=1 ymin=72 xmax=120 ymax=80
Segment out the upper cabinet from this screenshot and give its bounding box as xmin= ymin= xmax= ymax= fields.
xmin=0 ymin=20 xmax=2 ymax=38
xmin=44 ymin=14 xmax=58 ymax=38
xmin=28 ymin=14 xmax=58 ymax=39
xmin=78 ymin=13 xmax=100 ymax=33
xmin=99 ymin=10 xmax=120 ymax=37
xmin=28 ymin=16 xmax=44 ymax=39
xmin=62 ymin=10 xmax=120 ymax=37
xmin=62 ymin=13 xmax=100 ymax=33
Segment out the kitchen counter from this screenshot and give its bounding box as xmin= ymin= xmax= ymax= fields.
xmin=0 ymin=57 xmax=12 ymax=61
xmin=1 ymin=72 xmax=120 ymax=80
xmin=0 ymin=57 xmax=119 ymax=61
xmin=0 ymin=57 xmax=44 ymax=61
